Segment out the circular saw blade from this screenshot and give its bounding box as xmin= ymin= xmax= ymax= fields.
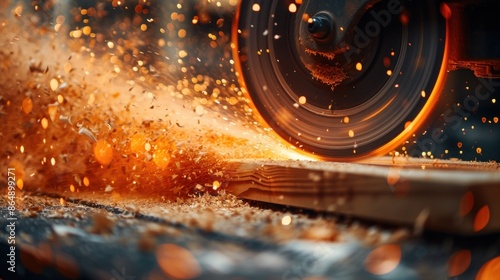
xmin=232 ymin=0 xmax=449 ymax=161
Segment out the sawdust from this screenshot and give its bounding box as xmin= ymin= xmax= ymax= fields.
xmin=299 ymin=38 xmax=348 ymax=88
xmin=305 ymin=62 xmax=348 ymax=89
xmin=0 ymin=191 xmax=412 ymax=247
xmin=0 ymin=1 xmax=289 ymax=201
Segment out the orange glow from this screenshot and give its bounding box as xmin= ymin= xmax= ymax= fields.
xmin=152 ymin=149 xmax=171 ymax=169
xmin=94 ymin=139 xmax=113 ymax=166
xmin=459 ymin=191 xmax=474 ymax=217
xmin=130 ymin=133 xmax=147 ymax=154
xmin=440 ymin=3 xmax=452 ymax=20
xmin=16 ymin=179 xmax=24 ymax=190
xmin=360 ymin=96 xmax=396 ymax=122
xmin=386 ymin=167 xmax=400 ymax=185
xmin=394 ymin=180 xmax=410 ymax=197
xmin=22 ymin=97 xmax=33 ymax=114
xmin=48 ymin=104 xmax=58 ymax=121
xmin=364 ymin=244 xmax=402 ymax=275
xmin=41 ymin=118 xmax=49 ymax=129
xmin=448 ymin=250 xmax=471 ymax=277
xmin=474 ymin=205 xmax=490 ymax=232
xmin=399 ymin=11 xmax=409 ymax=25
xmin=83 ymin=177 xmax=90 ymax=187
xmin=54 ymin=253 xmax=80 ymax=279
xmin=156 ymin=244 xmax=201 ymax=279
xmin=20 ymin=244 xmax=53 ymax=274
xmin=475 ymin=257 xmax=500 ymax=280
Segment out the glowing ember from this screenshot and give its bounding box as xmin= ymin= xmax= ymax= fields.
xmin=364 ymin=244 xmax=402 ymax=275
xmin=386 ymin=168 xmax=400 ymax=186
xmin=459 ymin=191 xmax=474 ymax=217
xmin=83 ymin=177 xmax=90 ymax=187
xmin=50 ymin=78 xmax=59 ymax=91
xmin=152 ymin=149 xmax=171 ymax=169
xmin=281 ymin=215 xmax=292 ymax=225
xmin=156 ymin=244 xmax=201 ymax=279
xmin=22 ymin=97 xmax=33 ymax=114
xmin=448 ymin=249 xmax=471 ymax=277
xmin=144 ymin=142 xmax=152 ymax=152
xmin=474 ymin=205 xmax=490 ymax=232
xmin=212 ymin=180 xmax=221 ymax=190
xmin=48 ymin=104 xmax=58 ymax=122
xmin=130 ymin=133 xmax=147 ymax=154
xmin=356 ymin=62 xmax=363 ymax=71
xmin=476 ymin=257 xmax=500 ymax=280
xmin=298 ymin=96 xmax=307 ymax=105
xmin=16 ymin=179 xmax=24 ymax=190
xmin=41 ymin=118 xmax=49 ymax=129
xmin=94 ymin=139 xmax=114 ymax=166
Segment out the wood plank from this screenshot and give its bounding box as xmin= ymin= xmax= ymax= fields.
xmin=224 ymin=157 xmax=500 ymax=235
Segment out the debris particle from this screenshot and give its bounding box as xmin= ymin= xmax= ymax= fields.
xmin=88 ymin=212 xmax=115 ymax=235
xmin=78 ymin=127 xmax=98 ymax=142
